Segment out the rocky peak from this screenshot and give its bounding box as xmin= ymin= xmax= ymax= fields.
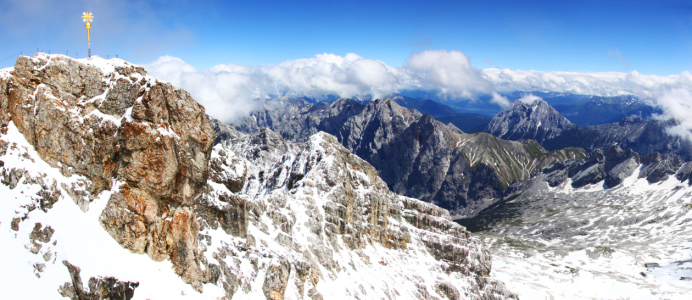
xmin=486 ymin=98 xmax=573 ymax=144
xmin=1 ymin=53 xmax=214 ymax=290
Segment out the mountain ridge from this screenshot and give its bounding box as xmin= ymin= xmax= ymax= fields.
xmin=231 ymin=96 xmax=584 ymax=216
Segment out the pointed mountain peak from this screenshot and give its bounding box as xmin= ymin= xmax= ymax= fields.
xmin=486 ymin=96 xmax=573 ymax=144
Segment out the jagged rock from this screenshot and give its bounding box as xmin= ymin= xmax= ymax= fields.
xmin=435 ymin=281 xmax=461 ymax=300
xmin=675 ymin=162 xmax=692 ymax=185
xmin=606 ymin=157 xmax=639 ymax=187
xmin=29 ymin=222 xmax=54 ymax=243
xmin=216 ymin=131 xmax=519 ymax=298
xmin=560 ymin=145 xmax=642 ymax=188
xmin=262 ymin=256 xmax=292 ymax=300
xmin=196 ymin=189 xmax=250 ymax=238
xmin=99 ymin=185 xmax=207 ymax=290
xmin=59 ymin=261 xmax=139 ymax=300
xmin=640 ymin=152 xmax=683 ymax=183
xmin=209 ymin=146 xmax=247 ymax=193
xmin=542 ymin=116 xmax=692 ymax=160
xmin=2 ymin=167 xmax=24 ymax=189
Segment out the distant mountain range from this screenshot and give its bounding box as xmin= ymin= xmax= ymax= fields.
xmin=396 ymin=91 xmax=658 ymax=128
xmin=485 ymin=98 xmax=692 ymax=160
xmin=231 ymin=97 xmax=583 ymax=216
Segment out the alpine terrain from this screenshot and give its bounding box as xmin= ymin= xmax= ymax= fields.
xmin=0 ymin=53 xmax=519 ymax=299
xmin=464 ymin=97 xmax=692 ymax=299
xmin=231 ymin=97 xmax=584 ymax=216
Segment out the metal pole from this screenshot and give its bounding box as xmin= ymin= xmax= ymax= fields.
xmin=87 ymin=24 xmax=91 ymax=58
xmin=83 ymin=11 xmax=93 ymax=58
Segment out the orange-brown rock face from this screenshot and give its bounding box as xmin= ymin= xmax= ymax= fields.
xmin=0 ymin=53 xmax=214 ymax=291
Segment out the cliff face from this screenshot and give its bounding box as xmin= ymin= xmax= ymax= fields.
xmin=0 ymin=54 xmax=517 ymax=299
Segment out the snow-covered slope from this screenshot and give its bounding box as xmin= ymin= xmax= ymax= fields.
xmin=461 ymin=148 xmax=692 ymax=299
xmin=0 ymin=121 xmax=219 ymax=299
xmin=0 ymin=53 xmax=516 ymax=299
xmin=197 ymin=132 xmax=518 ymax=299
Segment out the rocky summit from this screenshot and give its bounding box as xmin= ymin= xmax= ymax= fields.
xmin=485 ymin=98 xmax=573 ymax=144
xmin=0 ymin=53 xmax=518 ymax=299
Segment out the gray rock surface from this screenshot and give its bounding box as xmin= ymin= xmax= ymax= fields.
xmin=59 ymin=261 xmax=139 ymax=300
xmin=486 ymin=98 xmax=574 ymax=144
xmin=639 ymin=152 xmax=684 ymax=183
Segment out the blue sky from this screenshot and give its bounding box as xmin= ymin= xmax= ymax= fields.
xmin=2 ymin=0 xmax=692 ymax=75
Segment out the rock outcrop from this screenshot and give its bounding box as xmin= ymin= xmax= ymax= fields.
xmin=0 ymin=53 xmax=214 ymax=290
xmin=59 ymin=261 xmax=139 ymax=300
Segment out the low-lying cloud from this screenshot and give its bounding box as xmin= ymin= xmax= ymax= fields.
xmin=482 ymin=68 xmax=692 ymax=99
xmin=142 ymin=50 xmax=499 ymax=123
xmin=517 ymin=93 xmax=542 ymax=104
xmin=142 ymin=50 xmax=692 ymax=136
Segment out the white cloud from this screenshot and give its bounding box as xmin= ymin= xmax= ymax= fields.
xmin=405 ymin=50 xmax=494 ymax=99
xmin=490 ymin=92 xmax=511 ymax=109
xmin=141 ymin=50 xmax=495 ymax=123
xmin=142 ymin=51 xmax=692 ymax=135
xmin=482 ymin=68 xmax=692 ymax=99
xmin=653 ymin=88 xmax=692 ymax=141
xmin=517 ymin=93 xmax=542 ymax=104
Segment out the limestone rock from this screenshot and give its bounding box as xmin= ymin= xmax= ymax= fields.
xmin=59 ymin=261 xmax=139 ymax=300
xmin=639 ymin=152 xmax=683 ymax=183
xmin=262 ymin=257 xmax=291 ymax=300
xmin=209 ymin=146 xmax=247 ymax=193
xmin=0 ymin=53 xmax=214 ymax=290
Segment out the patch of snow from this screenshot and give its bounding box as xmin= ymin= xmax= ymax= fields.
xmin=0 ymin=121 xmax=225 ymax=299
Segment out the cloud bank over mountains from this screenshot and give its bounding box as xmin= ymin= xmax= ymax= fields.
xmin=143 ymin=50 xmax=502 ymax=123
xmin=483 ymin=68 xmax=692 ymax=98
xmin=142 ymin=50 xmax=692 ymax=126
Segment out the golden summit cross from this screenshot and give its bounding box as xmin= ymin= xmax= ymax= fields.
xmin=82 ymin=11 xmax=94 ymax=57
